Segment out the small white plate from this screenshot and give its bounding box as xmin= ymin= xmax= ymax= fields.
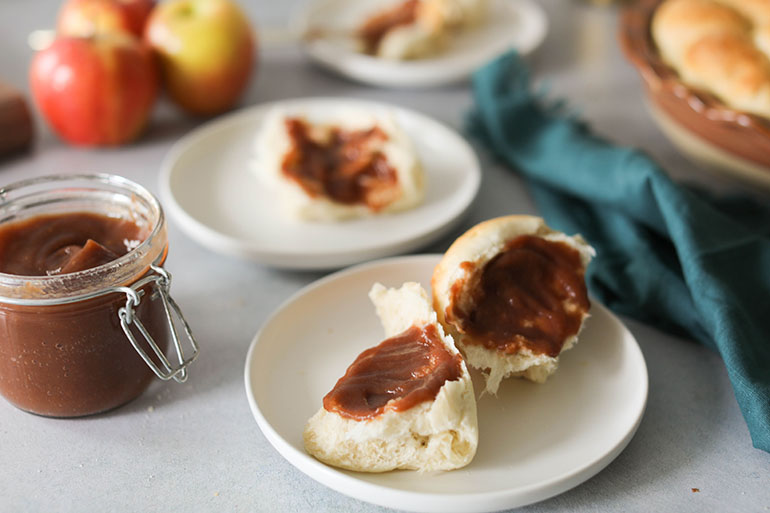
xmin=160 ymin=98 xmax=480 ymax=269
xmin=245 ymin=255 xmax=648 ymax=512
xmin=293 ymin=0 xmax=548 ymax=88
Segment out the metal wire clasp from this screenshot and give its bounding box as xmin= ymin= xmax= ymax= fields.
xmin=116 ymin=264 xmax=199 ymax=383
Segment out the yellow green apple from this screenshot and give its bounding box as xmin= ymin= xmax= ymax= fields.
xmin=144 ymin=0 xmax=255 ymax=116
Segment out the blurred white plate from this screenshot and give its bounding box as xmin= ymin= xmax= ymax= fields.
xmin=293 ymin=0 xmax=548 ymax=88
xmin=245 ymin=254 xmax=648 ymax=512
xmin=160 ymin=98 xmax=480 ymax=269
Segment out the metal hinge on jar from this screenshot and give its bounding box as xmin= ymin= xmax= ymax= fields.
xmin=115 ymin=264 xmax=199 ymax=383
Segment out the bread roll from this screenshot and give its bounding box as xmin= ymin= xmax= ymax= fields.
xmin=303 ymin=282 xmax=478 ymax=472
xmin=358 ymin=0 xmax=487 ymax=60
xmin=652 ymin=0 xmax=770 ymax=119
xmin=376 ymin=23 xmax=447 ymax=60
xmin=432 ymin=216 xmax=594 ymax=394
xmin=421 ymin=0 xmax=487 ymax=30
xmin=253 ymin=107 xmax=424 ymax=221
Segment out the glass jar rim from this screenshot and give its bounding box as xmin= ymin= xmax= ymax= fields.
xmin=0 ymin=173 xmax=166 ymax=305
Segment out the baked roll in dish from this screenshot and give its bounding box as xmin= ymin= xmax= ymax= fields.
xmin=620 ymin=0 xmax=770 ymax=188
xmin=253 ymin=107 xmax=424 ymax=221
xmin=357 ymin=0 xmax=487 ymax=60
xmin=432 ymin=216 xmax=595 ymax=394
xmin=303 ymin=282 xmax=478 ymax=472
xmin=652 ymin=0 xmax=770 ymax=119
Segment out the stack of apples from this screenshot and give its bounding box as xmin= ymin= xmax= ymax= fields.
xmin=30 ymin=0 xmax=256 ymax=146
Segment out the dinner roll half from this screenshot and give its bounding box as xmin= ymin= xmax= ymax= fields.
xmin=432 ymin=215 xmax=594 ymax=394
xmin=303 ymin=282 xmax=478 ymax=472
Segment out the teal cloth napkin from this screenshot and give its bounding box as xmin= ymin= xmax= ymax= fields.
xmin=467 ymin=52 xmax=770 ymax=453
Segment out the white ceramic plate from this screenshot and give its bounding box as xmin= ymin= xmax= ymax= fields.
xmin=245 ymin=255 xmax=648 ymax=512
xmin=293 ymin=0 xmax=548 ymax=88
xmin=160 ymin=98 xmax=480 ymax=269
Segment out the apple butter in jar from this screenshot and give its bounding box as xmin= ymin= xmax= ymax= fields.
xmin=0 ymin=174 xmax=198 ymax=417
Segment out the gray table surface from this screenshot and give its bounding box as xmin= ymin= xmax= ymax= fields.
xmin=1 ymin=1 xmax=769 ymax=512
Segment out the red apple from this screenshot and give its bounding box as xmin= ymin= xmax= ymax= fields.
xmin=145 ymin=0 xmax=255 ymax=116
xmin=58 ymin=0 xmax=156 ymax=38
xmin=29 ymin=34 xmax=158 ymax=146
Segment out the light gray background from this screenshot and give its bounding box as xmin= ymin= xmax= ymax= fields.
xmin=0 ymin=1 xmax=768 ymax=512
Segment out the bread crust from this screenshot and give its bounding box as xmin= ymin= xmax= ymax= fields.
xmin=652 ymin=0 xmax=770 ymax=118
xmin=432 ymin=215 xmax=594 ymax=393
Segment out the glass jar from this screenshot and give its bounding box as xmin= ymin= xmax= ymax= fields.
xmin=0 ymin=174 xmax=198 ymax=417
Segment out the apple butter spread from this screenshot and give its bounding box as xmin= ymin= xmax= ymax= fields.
xmin=358 ymin=0 xmax=420 ymax=55
xmin=323 ymin=324 xmax=462 ymax=421
xmin=447 ymin=235 xmax=590 ymax=358
xmin=281 ymin=118 xmax=400 ymax=211
xmin=0 ymin=174 xmax=198 ymax=418
xmin=0 ymin=212 xmax=146 ymax=276
xmin=0 ymin=212 xmax=170 ymax=417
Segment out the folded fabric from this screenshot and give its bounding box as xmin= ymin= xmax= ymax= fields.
xmin=467 ymin=51 xmax=770 ymax=453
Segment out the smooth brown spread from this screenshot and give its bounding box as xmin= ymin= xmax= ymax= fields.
xmin=323 ymin=324 xmax=463 ymax=421
xmin=447 ymin=235 xmax=590 ymax=357
xmin=0 ymin=212 xmax=167 ymax=418
xmin=281 ymin=118 xmax=400 ymax=211
xmin=358 ymin=0 xmax=420 ymax=54
xmin=0 ymin=212 xmax=146 ymax=276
